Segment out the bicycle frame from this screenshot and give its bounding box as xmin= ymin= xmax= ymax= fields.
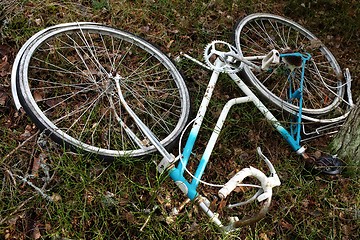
xmin=9 ymin=18 xmax=354 ymax=233
xmin=169 ymin=54 xmax=310 ymax=200
xmin=114 ymin=50 xmax=312 ymax=230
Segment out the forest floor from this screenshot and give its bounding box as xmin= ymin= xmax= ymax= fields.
xmin=0 ymin=1 xmax=359 ymax=239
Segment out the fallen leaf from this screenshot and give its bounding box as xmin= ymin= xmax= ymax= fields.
xmin=0 ymin=92 xmax=8 ymax=106
xmin=45 ymin=223 xmax=51 ymax=231
xmin=166 ymin=39 xmax=174 ymax=49
xmin=35 ymin=18 xmax=42 ymax=26
xmin=33 ymin=91 xmax=43 ymax=102
xmin=31 ymin=156 xmax=41 ymax=177
xmin=166 ymin=215 xmax=175 ymax=225
xmin=218 ymin=198 xmax=227 ymax=212
xmin=186 ymin=222 xmax=199 ymax=232
xmin=0 ymin=55 xmax=10 ymax=77
xmin=32 ymin=223 xmax=41 ymax=239
xmin=19 ymin=130 xmax=31 ymax=140
xmin=51 ymin=193 xmax=62 ymax=202
xmin=259 ymin=232 xmax=270 ymax=240
xmin=280 ymin=220 xmax=293 ymax=230
xmin=234 ymin=185 xmax=246 ymax=193
xmin=124 ymin=211 xmax=136 ymax=223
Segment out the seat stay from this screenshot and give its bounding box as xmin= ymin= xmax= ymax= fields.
xmin=228 ymin=73 xmax=306 ymax=154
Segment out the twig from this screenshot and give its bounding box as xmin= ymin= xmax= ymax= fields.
xmin=15 ymin=174 xmax=53 ymax=202
xmin=5 ymin=169 xmax=17 ymax=185
xmin=171 ymin=198 xmax=191 ymax=216
xmin=1 ymin=130 xmax=40 ymax=163
xmin=140 ymin=205 xmax=158 ymax=232
xmin=140 ymin=215 xmax=151 ymax=232
xmin=0 ymin=196 xmax=35 ymax=225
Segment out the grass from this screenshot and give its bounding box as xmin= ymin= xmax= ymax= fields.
xmin=1 ymin=0 xmax=359 ymax=239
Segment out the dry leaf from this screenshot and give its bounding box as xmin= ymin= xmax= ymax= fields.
xmin=0 ymin=55 xmax=10 ymax=77
xmin=259 ymin=232 xmax=270 ymax=240
xmin=32 ymin=157 xmax=41 ymax=177
xmin=19 ymin=130 xmax=31 ymax=140
xmin=280 ymin=220 xmax=293 ymax=230
xmin=0 ymin=92 xmax=8 ymax=106
xmin=234 ymin=185 xmax=246 ymax=193
xmin=51 ymin=193 xmax=62 ymax=202
xmin=166 ymin=39 xmax=174 ymax=49
xmin=35 ymin=18 xmax=42 ymax=26
xmin=32 ymin=223 xmax=41 ymax=239
xmin=218 ymin=199 xmax=227 ymax=211
xmin=33 ymin=91 xmax=43 ymax=102
xmin=124 ymin=211 xmax=136 ymax=223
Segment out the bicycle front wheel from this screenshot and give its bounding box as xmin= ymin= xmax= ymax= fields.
xmin=234 ymin=13 xmax=346 ymax=119
xmin=17 ymin=23 xmax=190 ymax=158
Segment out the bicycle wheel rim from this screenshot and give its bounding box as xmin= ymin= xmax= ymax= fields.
xmin=17 ymin=24 xmax=190 ymax=158
xmin=234 ymin=13 xmax=345 ymax=117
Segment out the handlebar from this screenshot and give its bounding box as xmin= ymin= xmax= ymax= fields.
xmin=197 ymin=147 xmax=280 ymax=232
xmin=219 ymin=147 xmax=280 ymax=201
xmin=218 ymin=166 xmax=280 ymax=201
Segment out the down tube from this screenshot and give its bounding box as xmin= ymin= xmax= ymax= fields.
xmin=229 ymin=73 xmax=306 ymax=155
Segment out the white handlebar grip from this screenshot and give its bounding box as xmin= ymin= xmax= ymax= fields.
xmin=219 ymin=166 xmax=281 ymax=201
xmin=219 ymin=166 xmax=268 ymax=199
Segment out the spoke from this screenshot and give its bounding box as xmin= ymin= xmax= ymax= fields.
xmin=65 ymin=33 xmax=102 ymax=83
xmin=52 ymin=96 xmax=102 ymax=125
xmin=29 ymin=77 xmax=94 ymax=89
xmin=99 ymin=33 xmax=114 ymax=72
xmin=75 ymin=28 xmax=109 ymax=75
xmin=241 ymin=25 xmax=268 ymax=53
xmin=113 ymin=42 xmax=134 ymax=73
xmin=269 ymin=20 xmax=288 ymax=48
xmin=43 ymin=41 xmax=95 ymax=80
xmin=54 ymin=34 xmax=104 ymax=79
xmin=107 ymin=95 xmax=145 ymax=150
xmin=108 ymin=107 xmax=112 ymax=150
xmin=119 ymin=82 xmax=176 ymax=134
xmin=121 ymin=75 xmax=182 ymax=114
xmin=112 ymin=38 xmax=124 ymax=73
xmin=41 ymin=83 xmax=98 ymax=113
xmin=64 ymin=84 xmax=110 ymax=136
xmin=30 ymin=58 xmax=85 ymax=79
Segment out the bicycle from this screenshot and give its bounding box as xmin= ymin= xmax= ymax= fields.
xmin=11 ymin=13 xmax=353 ymax=232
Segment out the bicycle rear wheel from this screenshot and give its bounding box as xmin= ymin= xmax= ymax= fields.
xmin=16 ymin=23 xmax=190 ymax=158
xmin=234 ymin=13 xmax=348 ymax=121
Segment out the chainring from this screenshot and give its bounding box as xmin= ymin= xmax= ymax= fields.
xmin=203 ymin=40 xmax=242 ymax=73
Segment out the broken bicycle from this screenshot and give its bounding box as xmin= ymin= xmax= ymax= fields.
xmin=11 ymin=13 xmax=353 ymax=231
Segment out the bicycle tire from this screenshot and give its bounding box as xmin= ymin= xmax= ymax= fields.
xmin=16 ymin=23 xmax=190 ymax=159
xmin=234 ymin=13 xmax=348 ymax=121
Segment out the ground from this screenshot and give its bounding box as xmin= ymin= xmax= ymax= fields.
xmin=0 ymin=1 xmax=359 ymax=239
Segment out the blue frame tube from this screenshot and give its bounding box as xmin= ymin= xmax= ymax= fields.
xmin=280 ymin=53 xmax=311 ymax=145
xmin=170 ymin=60 xmax=223 ymax=200
xmin=191 ymin=97 xmax=252 ymax=188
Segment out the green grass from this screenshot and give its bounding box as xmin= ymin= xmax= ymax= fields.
xmin=1 ymin=0 xmax=359 ymax=239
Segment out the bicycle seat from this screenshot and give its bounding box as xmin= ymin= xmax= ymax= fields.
xmin=314 ymin=155 xmax=344 ymax=175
